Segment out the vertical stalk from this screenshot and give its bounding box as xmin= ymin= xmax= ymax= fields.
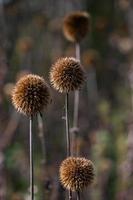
xmin=76 ymin=43 xmax=80 ymax=61
xmin=73 ymin=90 xmax=79 ymax=129
xmin=65 ymin=93 xmax=72 ymax=199
xmin=77 ymin=191 xmax=80 ymax=200
xmin=72 ymin=43 xmax=81 ymax=156
xmin=73 ymin=43 xmax=80 ymax=130
xmin=29 ymin=117 xmax=34 ymax=200
xmin=65 ymin=93 xmax=70 ymax=157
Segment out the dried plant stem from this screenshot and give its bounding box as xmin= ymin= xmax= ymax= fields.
xmin=65 ymin=93 xmax=72 ymax=199
xmin=73 ymin=43 xmax=80 ymax=129
xmin=76 ymin=43 xmax=80 ymax=61
xmin=29 ymin=117 xmax=34 ymax=200
xmin=73 ymin=90 xmax=79 ymax=129
xmin=72 ymin=43 xmax=81 ymax=156
xmin=65 ymin=93 xmax=70 ymax=157
xmin=77 ymin=191 xmax=80 ymax=200
xmin=37 ymin=114 xmax=47 ymax=166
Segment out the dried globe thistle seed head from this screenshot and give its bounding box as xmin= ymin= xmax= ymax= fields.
xmin=12 ymin=74 xmax=50 ymax=116
xmin=50 ymin=57 xmax=84 ymax=93
xmin=63 ymin=11 xmax=91 ymax=42
xmin=59 ymin=157 xmax=95 ymax=191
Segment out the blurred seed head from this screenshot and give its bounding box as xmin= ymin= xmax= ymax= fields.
xmin=109 ymin=30 xmax=133 ymax=54
xmin=117 ymin=37 xmax=133 ymax=54
xmin=50 ymin=57 xmax=84 ymax=93
xmin=82 ymin=49 xmax=100 ymax=68
xmin=63 ymin=11 xmax=91 ymax=43
xmin=118 ymin=0 xmax=130 ymax=10
xmin=59 ymin=157 xmax=95 ymax=191
xmin=17 ymin=37 xmax=33 ymax=54
xmin=12 ymin=74 xmax=51 ymax=116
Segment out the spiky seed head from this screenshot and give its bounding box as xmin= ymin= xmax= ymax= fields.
xmin=59 ymin=157 xmax=95 ymax=191
xmin=50 ymin=57 xmax=84 ymax=93
xmin=12 ymin=74 xmax=50 ymax=116
xmin=63 ymin=11 xmax=90 ymax=42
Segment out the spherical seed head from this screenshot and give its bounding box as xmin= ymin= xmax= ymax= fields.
xmin=12 ymin=74 xmax=50 ymax=116
xmin=63 ymin=11 xmax=91 ymax=42
xmin=50 ymin=57 xmax=84 ymax=93
xmin=59 ymin=157 xmax=95 ymax=191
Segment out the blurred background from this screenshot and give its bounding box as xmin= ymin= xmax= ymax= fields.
xmin=0 ymin=0 xmax=133 ymax=199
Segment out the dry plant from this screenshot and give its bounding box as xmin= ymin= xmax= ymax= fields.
xmin=59 ymin=157 xmax=95 ymax=200
xmin=63 ymin=11 xmax=91 ymax=156
xmin=50 ymin=57 xmax=84 ymax=199
xmin=12 ymin=74 xmax=51 ymax=200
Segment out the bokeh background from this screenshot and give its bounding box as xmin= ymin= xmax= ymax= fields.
xmin=0 ymin=0 xmax=133 ymax=199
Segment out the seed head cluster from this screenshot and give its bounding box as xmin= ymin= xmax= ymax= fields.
xmin=59 ymin=157 xmax=95 ymax=191
xmin=50 ymin=57 xmax=84 ymax=93
xmin=12 ymin=74 xmax=50 ymax=116
xmin=63 ymin=11 xmax=90 ymax=42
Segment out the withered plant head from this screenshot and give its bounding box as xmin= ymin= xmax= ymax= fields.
xmin=50 ymin=57 xmax=84 ymax=93
xmin=59 ymin=157 xmax=95 ymax=191
xmin=12 ymin=74 xmax=50 ymax=117
xmin=63 ymin=11 xmax=90 ymax=43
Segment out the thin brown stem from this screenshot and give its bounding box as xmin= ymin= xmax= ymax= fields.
xmin=71 ymin=43 xmax=81 ymax=157
xmin=76 ymin=43 xmax=80 ymax=61
xmin=65 ymin=93 xmax=70 ymax=157
xmin=29 ymin=117 xmax=34 ymax=200
xmin=73 ymin=90 xmax=79 ymax=129
xmin=73 ymin=43 xmax=80 ymax=130
xmin=65 ymin=93 xmax=72 ymax=199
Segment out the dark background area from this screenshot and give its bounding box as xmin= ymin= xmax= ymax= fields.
xmin=0 ymin=0 xmax=133 ymax=199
